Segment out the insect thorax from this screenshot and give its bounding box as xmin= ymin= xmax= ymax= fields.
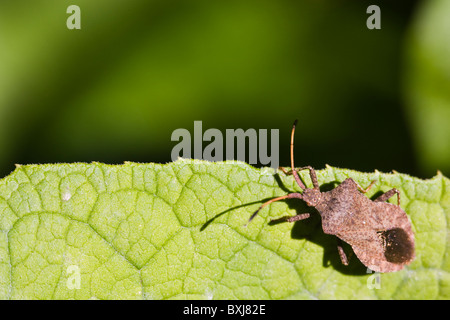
xmin=314 ymin=185 xmax=361 ymax=234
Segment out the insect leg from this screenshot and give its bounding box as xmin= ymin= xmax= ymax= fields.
xmin=355 ymin=180 xmax=376 ymax=193
xmin=337 ymin=239 xmax=349 ymax=266
xmin=286 ymin=213 xmax=310 ymax=223
xmin=374 ymin=188 xmax=401 ymax=206
xmin=297 ymin=166 xmax=320 ymax=190
xmin=280 ymin=166 xmax=319 ymax=190
xmin=269 ymin=212 xmax=310 ymax=224
xmin=278 ymin=166 xmax=291 ymax=175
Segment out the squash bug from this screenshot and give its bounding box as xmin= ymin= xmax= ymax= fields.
xmin=247 ymin=120 xmax=415 ymax=273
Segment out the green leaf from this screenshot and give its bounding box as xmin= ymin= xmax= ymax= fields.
xmin=0 ymin=159 xmax=449 ymax=299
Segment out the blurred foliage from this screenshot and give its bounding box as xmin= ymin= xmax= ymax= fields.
xmin=403 ymin=0 xmax=450 ymax=178
xmin=1 ymin=0 xmax=448 ymax=180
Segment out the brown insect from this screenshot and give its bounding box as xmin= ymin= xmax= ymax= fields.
xmin=247 ymin=120 xmax=415 ymax=273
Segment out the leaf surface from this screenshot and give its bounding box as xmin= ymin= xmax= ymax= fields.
xmin=0 ymin=160 xmax=448 ymax=299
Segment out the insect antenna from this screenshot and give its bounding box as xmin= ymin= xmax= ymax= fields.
xmin=245 ymin=195 xmax=292 ymax=226
xmin=245 ymin=120 xmax=306 ymax=226
xmin=244 ymin=119 xmax=306 ymax=226
xmin=290 ymin=119 xmax=306 ymax=190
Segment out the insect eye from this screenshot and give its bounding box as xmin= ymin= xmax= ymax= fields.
xmin=377 ymin=228 xmax=414 ymax=264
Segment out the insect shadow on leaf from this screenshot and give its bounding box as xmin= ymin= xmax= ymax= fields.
xmin=202 ymin=174 xmax=368 ymax=275
xmin=200 ymin=200 xmax=275 ymax=231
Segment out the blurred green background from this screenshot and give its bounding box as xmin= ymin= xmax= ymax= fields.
xmin=0 ymin=0 xmax=449 ymax=179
